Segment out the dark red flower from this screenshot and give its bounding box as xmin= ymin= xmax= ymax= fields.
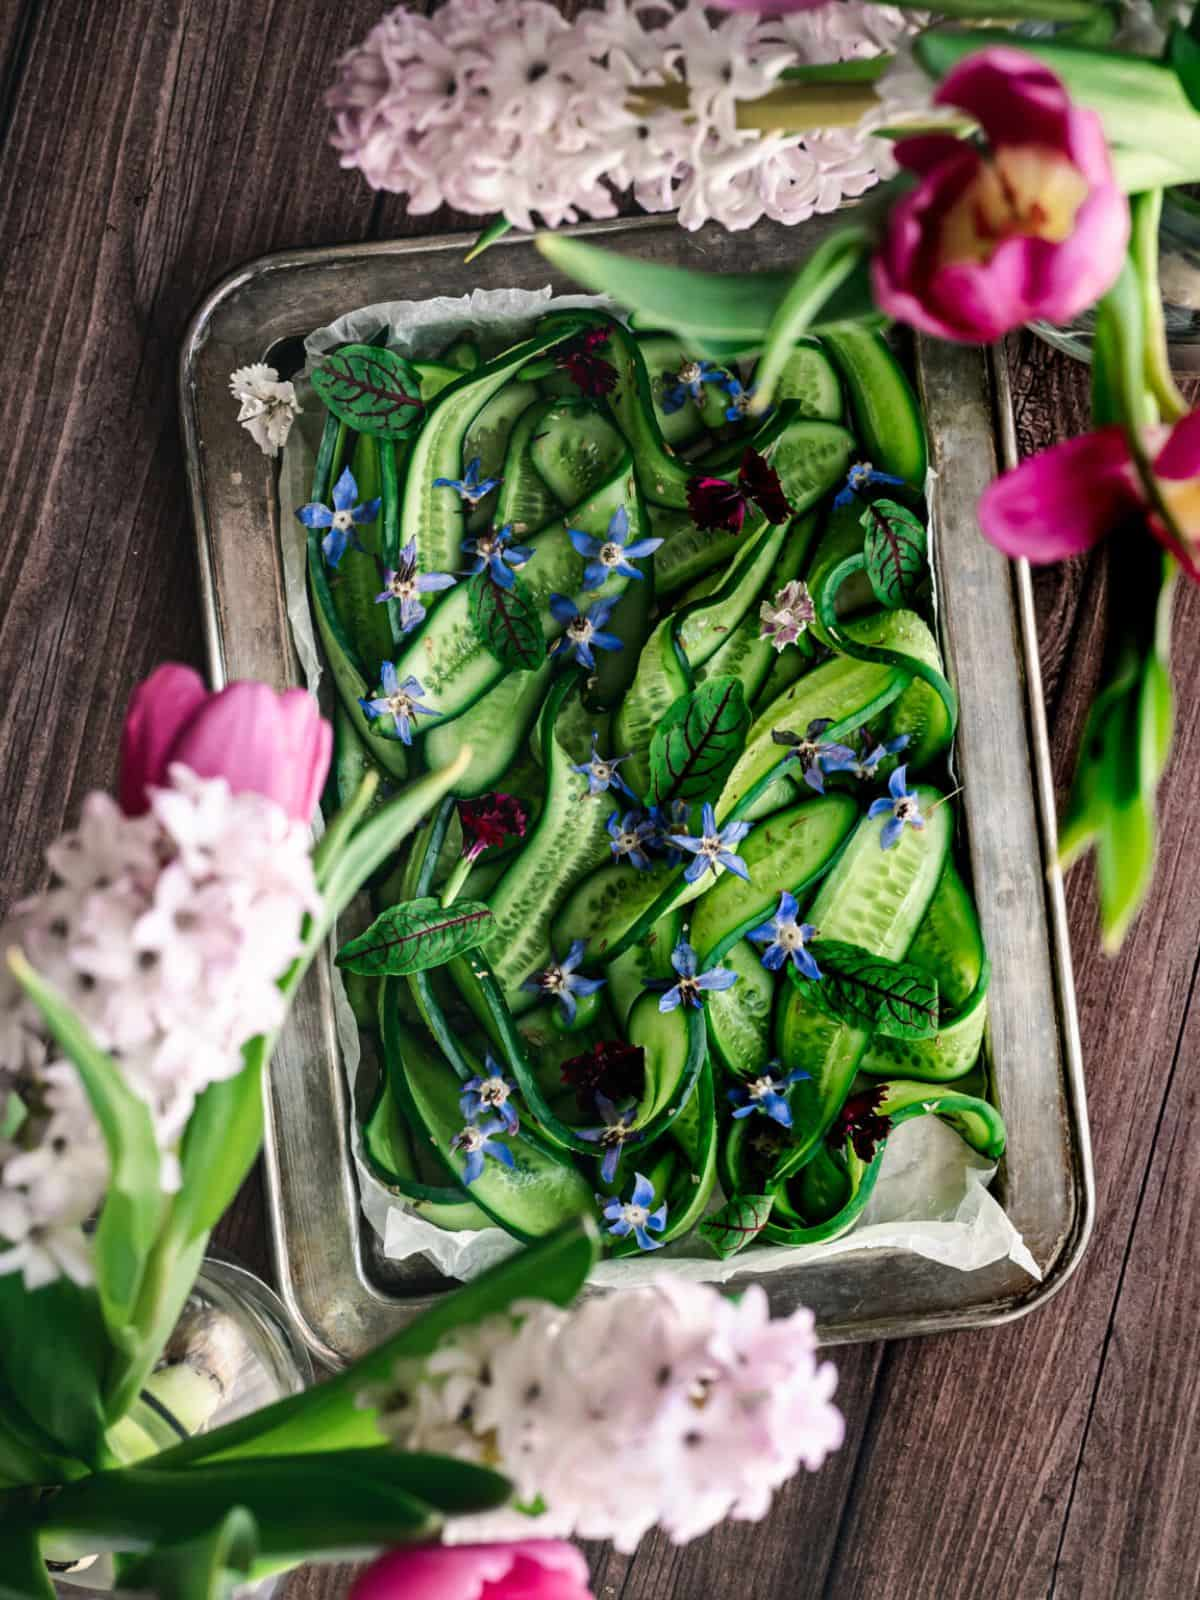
xmin=686 ymin=447 xmax=792 ymax=534
xmin=555 ymin=327 xmax=618 ymax=398
xmin=561 ymin=1039 xmax=646 ymax=1114
xmin=458 ymin=792 xmax=528 ymax=861
xmin=828 ymin=1087 xmax=891 ymax=1164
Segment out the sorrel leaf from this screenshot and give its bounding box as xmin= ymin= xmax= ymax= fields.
xmin=337 ymin=897 xmax=494 ymax=977
xmin=311 ymin=345 xmax=425 ymax=439
xmin=796 ymin=939 xmax=940 ymax=1039
xmin=468 ymin=571 xmax=545 ymax=670
xmin=861 ymin=497 xmax=927 ymax=609
xmin=647 ymin=677 xmax=750 ymax=807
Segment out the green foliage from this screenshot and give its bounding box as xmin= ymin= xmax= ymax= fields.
xmin=750 ymin=228 xmax=870 ymax=411
xmin=0 ymin=1274 xmax=109 ymax=1468
xmin=117 ymin=1508 xmax=259 ymax=1600
xmin=311 ymin=345 xmax=425 ymax=439
xmin=698 ymin=1194 xmax=775 ymax=1259
xmin=795 ymin=939 xmax=940 ymax=1038
xmin=337 ymin=897 xmax=493 ymax=977
xmin=647 ymin=677 xmax=750 ymax=807
xmin=465 ymin=215 xmax=514 ymax=263
xmin=468 ymin=570 xmax=545 ymax=670
xmin=861 ymin=498 xmax=928 ymax=609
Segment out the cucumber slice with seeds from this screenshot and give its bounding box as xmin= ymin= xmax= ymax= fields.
xmin=706 ymin=939 xmax=776 ymax=1078
xmin=462 ymin=381 xmax=540 ymax=532
xmin=531 ymin=400 xmax=627 ymax=505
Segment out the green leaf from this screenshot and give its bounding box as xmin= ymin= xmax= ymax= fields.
xmin=698 ymin=1194 xmax=775 ymax=1259
xmin=797 ymin=939 xmax=940 ymax=1038
xmin=465 ymin=215 xmax=514 ymax=263
xmin=117 ymin=1507 xmax=259 ymax=1600
xmin=647 ymin=677 xmax=750 ymax=808
xmin=467 ymin=570 xmax=545 ymax=670
xmin=1169 ymin=20 xmax=1200 ymax=115
xmin=143 ymin=1218 xmax=599 ymax=1469
xmin=337 ymin=897 xmax=493 ymax=977
xmin=8 ymin=952 xmax=163 ymax=1352
xmin=0 ymin=1524 xmax=54 ymax=1600
xmin=311 ymin=344 xmax=425 ymax=439
xmin=861 ymin=498 xmax=928 ymax=609
xmin=0 ymin=1275 xmax=108 ymax=1468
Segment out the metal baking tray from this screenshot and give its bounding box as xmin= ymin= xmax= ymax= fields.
xmin=179 ymin=215 xmax=1093 ymax=1367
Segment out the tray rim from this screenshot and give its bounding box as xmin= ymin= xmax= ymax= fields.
xmin=179 ymin=214 xmax=1094 ymax=1363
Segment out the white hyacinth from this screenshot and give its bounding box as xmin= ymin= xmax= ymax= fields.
xmin=326 ymin=0 xmax=921 ymax=234
xmin=229 ymin=363 xmax=302 ymax=458
xmin=361 ymin=1277 xmax=844 ymax=1551
xmin=0 ymin=770 xmax=318 ymax=1291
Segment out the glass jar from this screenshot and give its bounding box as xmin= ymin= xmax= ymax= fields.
xmin=51 ymin=1257 xmax=313 ymax=1598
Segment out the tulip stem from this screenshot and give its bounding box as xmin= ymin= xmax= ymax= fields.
xmin=1131 ymin=189 xmax=1190 ymax=423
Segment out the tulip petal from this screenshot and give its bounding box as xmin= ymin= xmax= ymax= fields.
xmin=1154 ymin=410 xmax=1200 ymax=482
xmin=166 ymin=680 xmax=330 ymax=821
xmin=977 ymin=428 xmax=1137 ymax=564
xmin=350 ymin=1542 xmax=593 ymax=1600
xmin=118 ymin=663 xmax=209 ymax=816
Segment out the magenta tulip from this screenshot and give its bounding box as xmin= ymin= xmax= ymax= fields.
xmin=978 ymin=409 xmax=1200 ymax=578
xmin=350 ymin=1542 xmax=594 ymax=1600
xmin=119 ymin=664 xmax=332 ymax=821
xmin=872 ymin=47 xmax=1129 ymax=343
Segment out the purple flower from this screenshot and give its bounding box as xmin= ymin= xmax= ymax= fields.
xmin=462 ymin=524 xmax=532 ymax=590
xmin=606 ymin=809 xmax=655 ymax=870
xmin=668 ymin=802 xmax=753 ymax=884
xmin=770 ymin=718 xmax=857 ymax=795
xmin=297 ymin=465 xmax=382 ymax=569
xmin=572 ymin=732 xmax=635 ymax=799
xmin=547 ymin=594 xmax=623 ymax=670
xmin=821 ymin=731 xmax=910 ymax=783
xmin=433 ymin=455 xmax=503 ymax=508
xmin=653 ymin=938 xmax=738 ymax=1013
xmin=358 ymin=663 xmax=436 ymax=744
xmin=833 ymin=460 xmax=908 ymax=509
xmin=579 ymin=1093 xmax=640 ymax=1185
xmin=868 ymin=764 xmax=926 ymax=851
xmin=520 ymin=939 xmax=606 ymax=1023
xmin=459 ymin=1056 xmax=519 ymax=1134
xmin=759 ymin=581 xmax=816 ymax=651
xmin=374 ymin=538 xmax=457 ymax=632
xmin=569 ymin=505 xmax=663 ymax=591
xmin=644 ymin=801 xmax=691 ymax=866
xmin=601 ymin=1170 xmax=668 ymax=1251
xmin=661 ymin=359 xmax=725 ymax=414
xmin=450 ymin=1117 xmax=516 ymax=1185
xmin=747 ymin=891 xmax=822 ymax=979
xmin=728 ymin=1062 xmax=811 ymax=1130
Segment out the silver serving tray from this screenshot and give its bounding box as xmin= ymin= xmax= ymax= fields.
xmin=179 ymin=215 xmax=1093 ymax=1367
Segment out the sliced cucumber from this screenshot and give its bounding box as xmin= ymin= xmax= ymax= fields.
xmin=415 ymin=360 xmax=467 ymax=402
xmin=771 ymin=787 xmax=953 ymax=1180
xmin=605 ymin=908 xmax=682 ymax=1028
xmin=905 ymin=863 xmax=985 ymax=1011
xmin=531 ymin=400 xmax=627 ymax=506
xmin=612 ymin=1061 xmax=718 ymax=1254
xmin=362 ymin=1075 xmax=493 ymax=1229
xmin=705 ymin=939 xmax=775 ymax=1078
xmin=423 ymin=661 xmax=553 ymax=797
xmin=772 ymin=341 xmax=843 ymax=421
xmin=462 ymin=381 xmax=540 ymax=532
xmin=442 ymin=336 xmax=481 ymax=373
xmin=553 ymin=858 xmax=709 ymax=963
xmin=495 ymin=399 xmax=563 ymax=537
xmin=653 ymin=507 xmax=744 ymax=597
xmin=612 ymin=616 xmax=690 ymax=794
xmin=821 ymin=328 xmax=928 ymax=487
xmin=860 ymin=981 xmax=988 ymax=1083
xmin=638 ymin=334 xmax=710 ymax=448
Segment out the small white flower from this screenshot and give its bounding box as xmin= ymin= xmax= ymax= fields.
xmin=229 ymin=364 xmax=301 ymax=459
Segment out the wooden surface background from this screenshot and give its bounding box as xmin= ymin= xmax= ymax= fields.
xmin=2 ymin=3 xmax=1197 ymax=1597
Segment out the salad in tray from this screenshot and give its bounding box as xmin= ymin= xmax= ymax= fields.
xmin=295 ymin=307 xmax=1005 ymax=1263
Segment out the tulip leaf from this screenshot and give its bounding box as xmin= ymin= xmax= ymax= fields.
xmin=647 ymin=677 xmax=750 ymax=808
xmin=794 ymin=939 xmax=940 ymax=1038
xmin=311 ymin=344 xmax=425 ymax=439
xmin=116 ymin=1508 xmax=259 ymax=1600
xmin=465 ymin=214 xmax=514 ymax=263
xmin=861 ymin=497 xmax=928 ymax=609
xmin=0 ymin=1526 xmax=54 ymax=1600
xmin=750 ymin=227 xmax=869 ymax=411
xmin=698 ymin=1194 xmax=775 ymax=1259
xmin=468 ymin=570 xmax=545 ymax=670
xmin=0 ymin=1274 xmax=109 ymax=1468
xmin=337 ymin=897 xmax=494 ymax=977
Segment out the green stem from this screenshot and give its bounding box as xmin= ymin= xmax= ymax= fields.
xmin=439 ymin=855 xmax=473 ymax=909
xmin=1131 ymin=189 xmax=1190 ymax=425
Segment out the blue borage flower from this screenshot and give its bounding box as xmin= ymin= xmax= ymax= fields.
xmin=459 ymin=1056 xmax=519 ymax=1134
xmin=600 ymin=1170 xmax=668 ymax=1251
xmin=296 ymin=465 xmax=383 ymax=569
xmin=652 ymin=938 xmax=738 ymax=1013
xmin=548 ymin=595 xmax=623 ymax=670
xmin=462 ymin=524 xmax=532 ymax=590
xmin=644 ymin=800 xmax=691 ymax=867
xmin=579 ymin=1093 xmax=639 ymax=1184
xmin=834 ymin=460 xmax=908 ymax=509
xmin=747 ymin=892 xmax=822 ymax=979
xmin=451 ymin=1117 xmax=516 ymax=1185
xmin=606 ymin=809 xmax=656 ymax=870
xmin=822 ymin=731 xmax=910 ymax=783
xmin=770 ymin=718 xmax=857 ymax=795
xmin=720 ymin=374 xmax=762 ymax=424
xmin=669 ymin=802 xmax=753 ymax=884
xmin=661 ymin=359 xmax=726 ymax=415
xmin=572 ymin=732 xmax=636 ymax=799
xmin=520 ymin=940 xmax=606 ymax=1023
xmin=374 ymin=538 xmax=457 ymax=632
xmin=728 ymin=1063 xmax=812 ymax=1129
xmin=569 ymin=506 xmax=664 ymax=591
xmin=359 ymin=663 xmax=437 ymax=744
xmin=868 ymin=764 xmax=926 ymax=850
xmin=433 ymin=455 xmax=503 ymax=508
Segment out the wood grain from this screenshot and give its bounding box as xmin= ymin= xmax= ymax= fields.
xmin=3 ymin=7 xmax=1200 ymax=1600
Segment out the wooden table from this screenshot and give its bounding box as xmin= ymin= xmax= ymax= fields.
xmin=3 ymin=4 xmax=1197 ymax=1596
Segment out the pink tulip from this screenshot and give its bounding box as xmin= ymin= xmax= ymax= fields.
xmin=350 ymin=1542 xmax=594 ymax=1600
xmin=873 ymin=47 xmax=1129 ymax=343
xmin=119 ymin=664 xmax=332 ymax=822
xmin=978 ymin=409 xmax=1200 ymax=578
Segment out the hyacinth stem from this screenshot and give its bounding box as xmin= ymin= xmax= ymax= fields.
xmin=627 ymin=80 xmax=882 ymax=132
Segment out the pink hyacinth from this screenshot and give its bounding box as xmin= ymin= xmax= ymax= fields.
xmin=873 ymin=46 xmax=1129 ymax=343
xmin=351 ymin=1542 xmax=594 ymax=1600
xmin=978 ymin=409 xmax=1200 ymax=579
xmin=119 ymin=664 xmax=331 ymax=823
